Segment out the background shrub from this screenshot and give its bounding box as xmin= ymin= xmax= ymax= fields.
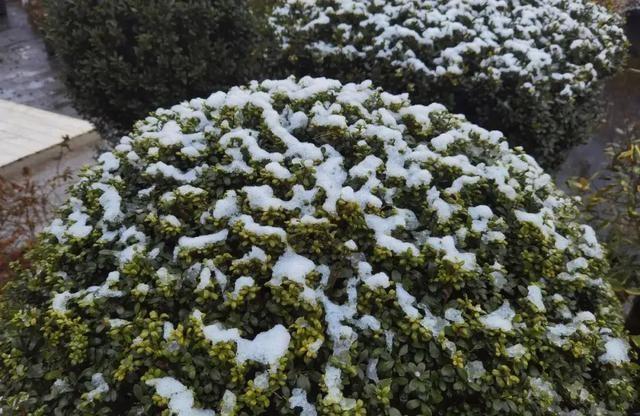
xmin=568 ymin=121 xmax=640 ymax=410
xmin=270 ymin=0 xmax=628 ymax=168
xmin=42 ymin=0 xmax=265 ymax=133
xmin=570 ymin=121 xmax=640 ymax=298
xmin=248 ymin=0 xmax=279 ymax=18
xmin=22 ymin=0 xmax=47 ymax=33
xmin=0 ymin=77 xmax=635 ymax=415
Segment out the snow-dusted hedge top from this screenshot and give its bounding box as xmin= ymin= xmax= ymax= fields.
xmin=272 ymin=0 xmax=623 ymax=90
xmin=0 ymin=77 xmax=635 ymax=415
xmin=270 ymin=0 xmax=627 ymax=167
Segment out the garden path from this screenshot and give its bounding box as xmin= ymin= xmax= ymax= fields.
xmin=0 ymin=0 xmax=76 ymax=116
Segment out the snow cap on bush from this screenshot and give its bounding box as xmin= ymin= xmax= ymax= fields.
xmin=0 ymin=77 xmax=635 ymax=415
xmin=270 ymin=0 xmax=628 ymax=167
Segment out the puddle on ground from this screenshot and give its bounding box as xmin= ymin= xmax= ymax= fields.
xmin=555 ymin=12 xmax=640 ymax=188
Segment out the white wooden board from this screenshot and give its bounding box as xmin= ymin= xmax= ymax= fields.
xmin=0 ymin=99 xmax=101 ymax=180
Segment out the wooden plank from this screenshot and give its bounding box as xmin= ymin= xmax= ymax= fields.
xmin=0 ymin=129 xmax=49 ymax=161
xmin=0 ymin=129 xmax=101 ymax=179
xmin=0 ymin=118 xmax=75 ymax=145
xmin=0 ymin=99 xmax=96 ymax=170
xmin=0 ymin=99 xmax=91 ymax=134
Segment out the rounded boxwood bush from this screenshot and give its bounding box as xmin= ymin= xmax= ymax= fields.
xmin=42 ymin=0 xmax=265 ymax=132
xmin=270 ymin=0 xmax=628 ymax=168
xmin=0 ymin=77 xmax=636 ymax=415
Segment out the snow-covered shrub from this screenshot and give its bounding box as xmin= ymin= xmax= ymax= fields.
xmin=42 ymin=0 xmax=265 ymax=132
xmin=0 ymin=77 xmax=635 ymax=415
xmin=270 ymin=0 xmax=628 ymax=167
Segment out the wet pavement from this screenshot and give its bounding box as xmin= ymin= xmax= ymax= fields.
xmin=0 ymin=0 xmax=77 ymax=117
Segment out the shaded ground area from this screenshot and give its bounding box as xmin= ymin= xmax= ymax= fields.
xmin=0 ymin=0 xmax=76 ymax=116
xmin=555 ymin=12 xmax=640 ymax=187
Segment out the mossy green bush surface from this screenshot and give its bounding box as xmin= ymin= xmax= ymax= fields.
xmin=42 ymin=0 xmax=264 ymax=132
xmin=0 ymin=77 xmax=636 ymax=415
xmin=270 ymin=0 xmax=628 ymax=168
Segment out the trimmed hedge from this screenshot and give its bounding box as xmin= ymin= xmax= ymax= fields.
xmin=0 ymin=77 xmax=636 ymax=415
xmin=270 ymin=0 xmax=628 ymax=168
xmin=42 ymin=0 xmax=265 ymax=132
